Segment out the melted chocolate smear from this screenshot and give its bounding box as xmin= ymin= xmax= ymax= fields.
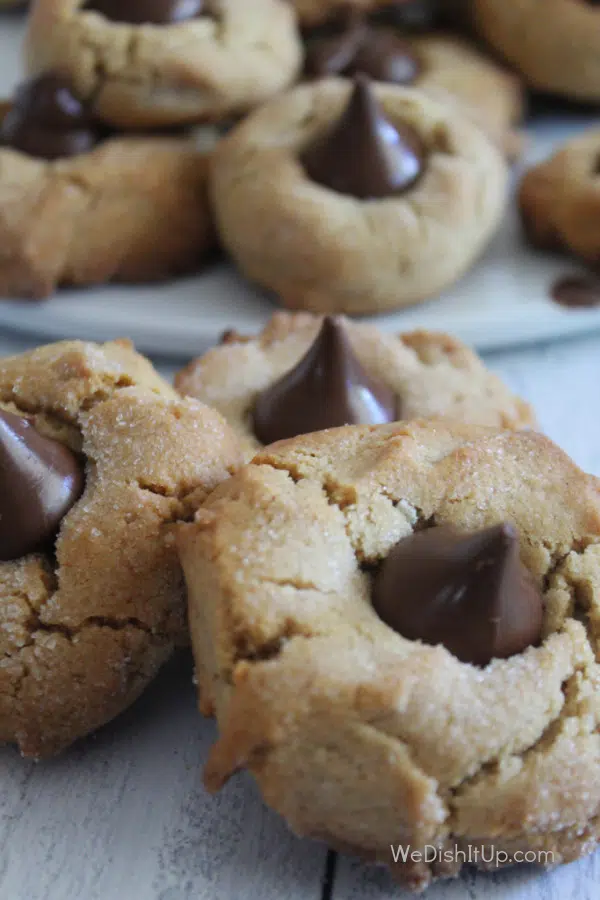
xmin=551 ymin=275 xmax=600 ymax=308
xmin=0 ymin=409 xmax=84 ymax=561
xmin=83 ymin=0 xmax=207 ymax=25
xmin=0 ymin=73 xmax=100 ymax=161
xmin=300 ymin=74 xmax=425 ymax=199
xmin=252 ymin=316 xmax=398 ymax=445
xmin=372 ymin=523 xmax=544 ymax=667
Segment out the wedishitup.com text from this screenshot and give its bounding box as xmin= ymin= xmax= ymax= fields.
xmin=390 ymin=845 xmax=555 ymax=866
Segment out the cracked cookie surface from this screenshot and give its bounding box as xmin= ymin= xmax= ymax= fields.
xmin=177 ymin=420 xmax=600 ymax=891
xmin=210 ymin=79 xmax=507 ymax=315
xmin=473 ymin=0 xmax=600 ymax=101
xmin=519 ymin=130 xmax=600 ymax=267
xmin=25 ymin=0 xmax=302 ymax=128
xmin=0 ymin=134 xmax=215 ymax=299
xmin=0 ymin=338 xmax=241 ymax=757
xmin=175 ymin=312 xmax=534 ymax=459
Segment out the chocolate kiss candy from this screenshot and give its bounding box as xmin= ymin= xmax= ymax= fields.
xmin=0 ymin=410 xmax=84 ymax=561
xmin=372 ymin=0 xmax=441 ymax=32
xmin=372 ymin=523 xmax=544 ymax=666
xmin=83 ymin=0 xmax=206 ymax=24
xmin=306 ymin=22 xmax=420 ymax=85
xmin=305 ymin=20 xmax=367 ymax=78
xmin=253 ymin=316 xmax=398 ymax=444
xmin=1 ymin=74 xmax=99 ymax=161
xmin=300 ymin=75 xmax=425 ymax=199
xmin=350 ymin=29 xmax=421 ymax=85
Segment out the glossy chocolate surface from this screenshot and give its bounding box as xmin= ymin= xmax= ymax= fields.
xmin=83 ymin=0 xmax=206 ymax=25
xmin=253 ymin=316 xmax=398 ymax=444
xmin=0 ymin=74 xmax=99 ymax=161
xmin=372 ymin=523 xmax=544 ymax=666
xmin=0 ymin=409 xmax=84 ymax=561
xmin=300 ymin=75 xmax=426 ymax=199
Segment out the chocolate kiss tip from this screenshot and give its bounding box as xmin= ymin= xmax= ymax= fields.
xmin=252 ymin=316 xmax=398 ymax=445
xmin=372 ymin=522 xmax=544 ymax=667
xmin=300 ymin=74 xmax=425 ymax=200
xmin=0 ymin=409 xmax=84 ymax=561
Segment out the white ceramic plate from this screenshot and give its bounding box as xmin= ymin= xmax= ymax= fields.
xmin=0 ymin=13 xmax=599 ymax=356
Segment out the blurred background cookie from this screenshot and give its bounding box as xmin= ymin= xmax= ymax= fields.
xmin=0 ymin=73 xmax=216 ymax=297
xmin=25 ymin=0 xmax=302 ymax=127
xmin=473 ymin=0 xmax=600 ymax=102
xmin=210 ymin=76 xmax=507 ymax=315
xmin=519 ymin=130 xmax=600 ymax=268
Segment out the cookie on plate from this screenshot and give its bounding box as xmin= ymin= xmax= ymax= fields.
xmin=519 ymin=130 xmax=600 ymax=267
xmin=0 ymin=73 xmax=215 ymax=298
xmin=305 ymin=24 xmax=523 ymax=156
xmin=176 ymin=313 xmax=534 ymax=458
xmin=0 ymin=338 xmax=241 ymax=757
xmin=177 ymin=419 xmax=600 ymax=891
xmin=210 ymin=76 xmax=507 ymax=315
xmin=472 ymin=0 xmax=600 ymax=102
xmin=25 ymin=0 xmax=302 ymax=128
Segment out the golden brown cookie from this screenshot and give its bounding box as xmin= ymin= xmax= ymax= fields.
xmin=0 ymin=134 xmax=215 ymax=298
xmin=176 ymin=313 xmax=534 ymax=459
xmin=210 ymin=77 xmax=507 ymax=315
xmin=0 ymin=338 xmax=241 ymax=757
xmin=25 ymin=0 xmax=303 ymax=128
xmin=177 ymin=419 xmax=600 ymax=891
xmin=519 ymin=130 xmax=600 ymax=267
xmin=473 ymin=0 xmax=600 ymax=102
xmin=405 ymin=34 xmax=523 ymax=158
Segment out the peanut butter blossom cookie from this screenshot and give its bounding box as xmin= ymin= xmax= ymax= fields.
xmin=25 ymin=0 xmax=302 ymax=128
xmin=210 ymin=76 xmax=507 ymax=315
xmin=176 ymin=312 xmax=534 ymax=458
xmin=0 ymin=73 xmax=215 ymax=298
xmin=0 ymin=339 xmax=241 ymax=757
xmin=519 ymin=130 xmax=600 ymax=269
xmin=473 ymin=0 xmax=600 ymax=102
xmin=178 ymin=420 xmax=600 ymax=891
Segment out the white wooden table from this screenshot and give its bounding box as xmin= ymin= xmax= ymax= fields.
xmin=1 ymin=329 xmax=600 ymax=900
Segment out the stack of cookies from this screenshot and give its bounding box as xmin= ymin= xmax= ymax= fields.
xmin=2 ymin=315 xmax=600 ymax=893
xmin=0 ymin=0 xmax=596 ymax=309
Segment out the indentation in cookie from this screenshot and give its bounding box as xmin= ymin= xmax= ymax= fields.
xmin=252 ymin=315 xmax=398 ymax=444
xmin=300 ymin=74 xmax=426 ymax=198
xmin=0 ymin=408 xmax=84 ymax=561
xmin=371 ymin=522 xmax=544 ymax=665
xmin=0 ymin=73 xmax=101 ymax=161
xmin=82 ymin=0 xmax=209 ymax=25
